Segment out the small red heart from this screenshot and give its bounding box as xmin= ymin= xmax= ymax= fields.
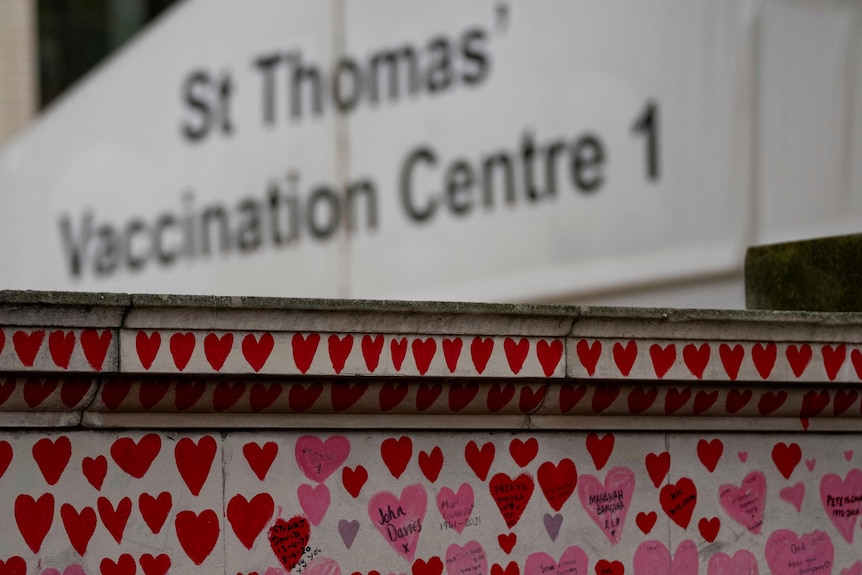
xmin=139 ymin=492 xmax=172 ymax=534
xmin=465 ymin=440 xmax=495 ymax=481
xmin=136 ymin=331 xmax=160 ymax=370
xmin=243 ymin=441 xmax=278 ymax=481
xmin=725 ymin=389 xmax=752 ymax=413
xmin=203 ymin=333 xmax=233 ymax=371
xmin=536 ymin=339 xmax=563 ymax=377
xmin=591 ymin=384 xmax=620 ymax=413
xmin=140 ymin=554 xmax=171 ymax=575
xmin=509 ymin=438 xmax=538 ymax=467
xmin=519 ymin=386 xmax=546 ymax=413
xmin=758 ymin=390 xmax=788 ymax=415
xmin=243 ymin=333 xmax=274 ymax=372
xmin=48 ymin=330 xmax=75 ymax=369
xmin=412 ymin=556 xmax=444 ymax=575
xmin=489 ymin=473 xmax=534 ymax=528
xmin=328 ymin=334 xmax=354 ymax=374
xmin=169 ymin=332 xmax=196 ymax=371
xmin=390 ymin=337 xmax=408 ymax=371
xmin=664 ymin=387 xmax=691 ymax=414
xmin=800 ymin=390 xmax=830 ymax=418
xmin=100 ymin=379 xmax=132 ymax=410
xmin=503 ymin=338 xmax=529 ymax=374
xmin=13 ymin=330 xmax=45 ymax=367
xmin=0 ymin=441 xmax=12 ymax=480
xmin=418 ymin=447 xmax=444 ymax=482
xmin=698 ymin=516 xmax=721 ymax=542
xmin=331 ymin=381 xmax=368 ymax=411
xmin=693 ymin=390 xmax=718 ymax=415
xmin=0 ymin=557 xmax=25 ymax=575
xmin=660 ymin=477 xmax=697 ymax=529
xmin=32 ymin=436 xmax=71 ymax=485
xmin=213 ymin=381 xmax=246 ymax=412
xmin=821 ymin=344 xmax=846 ymax=380
xmin=696 ymin=438 xmax=723 ymax=472
xmin=412 ymin=338 xmax=437 ymax=375
xmin=595 ymin=559 xmax=624 ymax=575
xmin=288 ymin=383 xmax=322 ymax=412
xmin=175 ymin=380 xmax=207 ymax=410
xmin=491 ymin=562 xmax=519 ymax=575
xmin=23 ymin=377 xmax=58 ymax=408
xmin=612 ymin=340 xmax=637 ymax=376
xmin=650 ymin=343 xmax=676 ymax=379
xmin=442 ymin=338 xmax=462 ymax=373
xmin=560 ymin=384 xmax=587 ymax=413
xmin=381 ymin=436 xmax=412 ymax=478
xmin=139 ymin=379 xmax=170 ymax=409
xmin=851 ymin=348 xmax=862 ymax=378
xmin=487 ymin=383 xmax=515 ymax=412
xmin=15 ymin=493 xmax=53 ymax=553
xmin=627 ymin=387 xmax=658 ymax=414
xmin=60 ymin=377 xmax=92 ymax=408
xmin=449 ymin=382 xmax=478 ymax=412
xmin=81 ymin=329 xmax=113 ymax=371
xmin=269 ymin=516 xmax=310 ymax=571
xmin=470 ymin=337 xmax=494 ymax=374
xmin=379 ymin=382 xmax=409 ymax=412
xmin=175 ymin=435 xmax=217 ymax=496
xmin=645 ymin=451 xmax=670 ymax=488
xmin=0 ymin=378 xmax=15 ymax=407
xmin=416 ymin=383 xmax=442 ymax=411
xmin=585 ymin=432 xmax=614 ymax=470
xmin=719 ymin=343 xmax=744 ymax=380
xmin=100 ymin=554 xmax=135 ymax=575
xmin=833 ymin=390 xmax=858 ymax=415
xmin=497 ymin=533 xmax=516 ymax=554
xmin=342 ymin=465 xmax=368 ymax=498
xmin=752 ymin=342 xmax=777 ymax=379
xmin=98 ymin=496 xmax=132 ymax=544
xmin=786 ymin=344 xmax=812 ymax=377
xmin=249 ymin=383 xmax=281 ymax=412
xmin=291 ymin=333 xmax=319 ymax=374
xmin=537 ymin=458 xmax=577 ymax=511
xmin=771 ymin=442 xmax=802 ymax=479
xmin=175 ymin=509 xmax=220 ymax=565
xmin=82 ymin=455 xmax=107 ymax=490
xmin=60 ymin=503 xmax=96 ymax=556
xmin=361 ymin=334 xmax=384 ymax=372
xmin=227 ymin=492 xmax=275 ymax=549
xmin=682 ymin=343 xmax=710 ymax=378
xmin=576 ymin=339 xmax=601 ymax=376
xmin=636 ymin=511 xmax=657 ymax=534
xmin=110 ymin=434 xmax=161 ymax=479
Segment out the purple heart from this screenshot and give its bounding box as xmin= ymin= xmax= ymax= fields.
xmin=543 ymin=513 xmax=563 ymax=541
xmin=338 ymin=518 xmax=360 ymax=549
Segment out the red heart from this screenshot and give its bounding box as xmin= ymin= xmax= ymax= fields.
xmin=381 ymin=436 xmax=412 ymax=478
xmin=852 ymin=348 xmax=862 ymax=378
xmin=288 ymin=383 xmax=322 ymax=412
xmin=98 ymin=496 xmax=132 ymax=544
xmin=82 ymin=455 xmax=107 ymax=490
xmin=470 ymin=337 xmax=494 ymax=374
xmin=203 ymin=333 xmax=233 ymax=371
xmin=682 ymin=343 xmax=710 ymax=379
xmin=636 ymin=511 xmax=657 ymax=534
xmin=489 ymin=473 xmax=534 ymax=528
xmin=342 ymin=465 xmax=368 ymax=498
xmin=560 ymin=384 xmax=587 ymax=413
xmin=391 ymin=337 xmax=408 ymax=371
xmin=0 ymin=557 xmax=25 ymax=575
xmin=595 ymin=560 xmax=624 ymax=575
xmin=81 ymin=329 xmax=112 ymax=371
xmin=752 ymin=342 xmax=777 ymax=379
xmin=491 ymin=562 xmax=519 ymax=575
xmin=800 ymin=390 xmax=830 ymax=418
xmin=585 ymin=432 xmax=614 ymax=470
xmin=100 ymin=554 xmax=135 ymax=575
xmin=487 ymin=383 xmax=515 ymax=412
xmin=659 ymin=477 xmax=697 ymax=528
xmin=136 ymin=332 xmax=160 ymax=370
xmin=821 ymin=344 xmax=846 ymax=380
xmin=465 ymin=440 xmax=495 ymax=481
xmin=0 ymin=441 xmax=12 ymax=479
xmin=61 ymin=377 xmax=92 ymax=408
xmin=269 ymin=516 xmax=310 ymax=571
xmin=719 ymin=343 xmax=744 ymax=380
xmin=537 ymin=339 xmax=563 ymax=377
xmin=519 ymin=386 xmax=546 ymax=413
xmin=664 ymin=387 xmax=691 ymax=414
xmin=412 ymin=338 xmax=437 ymax=375
xmin=612 ymin=341 xmax=637 ymax=376
xmin=243 ymin=333 xmax=274 ymax=372
xmin=696 ymin=438 xmax=723 ymax=472
xmin=771 ymin=442 xmax=802 ymax=479
xmin=758 ymin=390 xmax=787 ymax=415
xmin=693 ymin=390 xmax=718 ymax=415
xmin=416 ymin=383 xmax=442 ymax=411
xmin=497 ymin=533 xmax=516 ymax=554
xmin=834 ymin=390 xmax=858 ymax=415
xmin=228 ymin=493 xmax=274 ymax=549
xmin=15 ymin=493 xmax=53 ymax=553
xmin=591 ymin=384 xmax=620 ymax=413
xmin=328 ymin=334 xmax=354 ymax=374
xmin=786 ymin=344 xmax=812 ymax=377
xmin=23 ymin=377 xmax=58 ymax=408
xmin=213 ymin=381 xmax=246 ymax=412
xmin=418 ymin=447 xmax=444 ymax=482
xmin=243 ymin=441 xmax=278 ymax=481
xmin=503 ymin=338 xmax=529 ymax=374
xmin=110 ymin=434 xmax=161 ymax=478
xmin=32 ymin=436 xmax=71 ymax=485
xmin=249 ymin=383 xmax=281 ymax=412
xmin=576 ymin=339 xmax=601 ymax=376
xmin=292 ymin=333 xmax=319 ymax=374
xmin=361 ymin=334 xmax=384 ymax=372
xmin=0 ymin=378 xmax=15 ymax=406
xmin=175 ymin=435 xmax=216 ymax=496
xmin=48 ymin=330 xmax=75 ymax=369
xmin=140 ymin=554 xmax=171 ymax=575
xmin=60 ymin=503 xmax=96 ymax=555
xmin=175 ymin=380 xmax=207 ymax=410
xmin=169 ymin=332 xmax=196 ymax=371
xmin=139 ymin=492 xmax=172 ymax=534
xmin=0 ymin=330 xmax=4 ymax=357
xmin=509 ymin=438 xmax=538 ymax=467
xmin=650 ymin=343 xmax=676 ymax=379
xmin=139 ymin=379 xmax=170 ymax=409
xmin=379 ymin=382 xmax=408 ymax=412
xmin=627 ymin=387 xmax=657 ymax=414
xmin=698 ymin=516 xmax=720 ymax=542
xmin=448 ymin=382 xmax=478 ymax=412
xmin=725 ymin=389 xmax=752 ymax=413
xmin=645 ymin=451 xmax=670 ymax=488
xmin=413 ymin=556 xmax=444 ymax=575
xmin=13 ymin=330 xmax=44 ymax=367
xmin=537 ymin=458 xmax=577 ymax=511
xmin=442 ymin=338 xmax=462 ymax=373
xmin=100 ymin=379 xmax=132 ymax=410
xmin=331 ymin=381 xmax=368 ymax=411
xmin=175 ymin=509 xmax=220 ymax=565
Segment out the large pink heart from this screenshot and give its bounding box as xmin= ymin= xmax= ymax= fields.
xmin=765 ymin=530 xmax=834 ymax=575
xmin=633 ymin=540 xmax=698 ymax=575
xmin=445 ymin=541 xmax=487 ymax=575
xmin=577 ymin=466 xmax=635 ymax=544
xmin=820 ymin=469 xmax=862 ymax=543
xmin=436 ymin=483 xmax=474 ymax=534
xmin=295 ymin=435 xmax=350 ymax=483
xmin=708 ymin=550 xmax=758 ymax=575
xmin=369 ymin=484 xmax=427 ymax=562
xmin=297 ymin=483 xmax=330 ymax=526
xmin=841 ymin=561 xmax=861 ymax=575
xmin=524 ymin=546 xmax=589 ymax=575
xmin=305 ymin=558 xmax=341 ymax=575
xmin=718 ymin=470 xmax=766 ymax=533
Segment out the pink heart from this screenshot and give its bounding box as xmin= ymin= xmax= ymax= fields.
xmin=766 ymin=530 xmax=833 ymax=575
xmin=708 ymin=550 xmax=758 ymax=575
xmin=779 ymin=482 xmax=805 ymax=512
xmin=845 ymin=450 xmax=854 ymax=461
xmin=577 ymin=466 xmax=635 ymax=544
xmin=445 ymin=541 xmax=487 ymax=575
xmin=806 ymin=458 xmax=816 ymax=471
xmin=820 ymin=468 xmax=862 ymax=543
xmin=305 ymin=558 xmax=341 ymax=575
xmin=42 ymin=569 xmax=85 ymax=575
xmin=738 ymin=452 xmax=748 ymax=462
xmin=841 ymin=561 xmax=862 ymax=575
xmin=295 ymin=435 xmax=350 ymax=483
xmin=718 ymin=470 xmax=765 ymax=533
xmin=369 ymin=484 xmax=427 ymax=562
xmin=297 ymin=483 xmax=331 ymax=526
xmin=633 ymin=539 xmax=698 ymax=575
xmin=436 ymin=483 xmax=475 ymax=534
xmin=524 ymin=546 xmax=589 ymax=575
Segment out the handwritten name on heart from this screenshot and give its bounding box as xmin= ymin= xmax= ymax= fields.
xmin=660 ymin=477 xmax=697 ymax=529
xmin=718 ymin=470 xmax=766 ymax=534
xmin=445 ymin=541 xmax=487 ymax=575
xmin=523 ymin=547 xmax=588 ymax=575
xmin=633 ymin=540 xmax=697 ymax=575
xmin=369 ymin=484 xmax=427 ymax=562
xmin=489 ymin=473 xmax=534 ymax=529
xmin=436 ymin=483 xmax=475 ymax=534
xmin=269 ymin=516 xmax=310 ymax=572
xmin=577 ymin=466 xmax=635 ymax=544
xmin=295 ymin=435 xmax=350 ymax=483
xmin=765 ymin=530 xmax=833 ymax=575
xmin=819 ymin=468 xmax=862 ymax=543
xmin=707 ymin=550 xmax=758 ymax=575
